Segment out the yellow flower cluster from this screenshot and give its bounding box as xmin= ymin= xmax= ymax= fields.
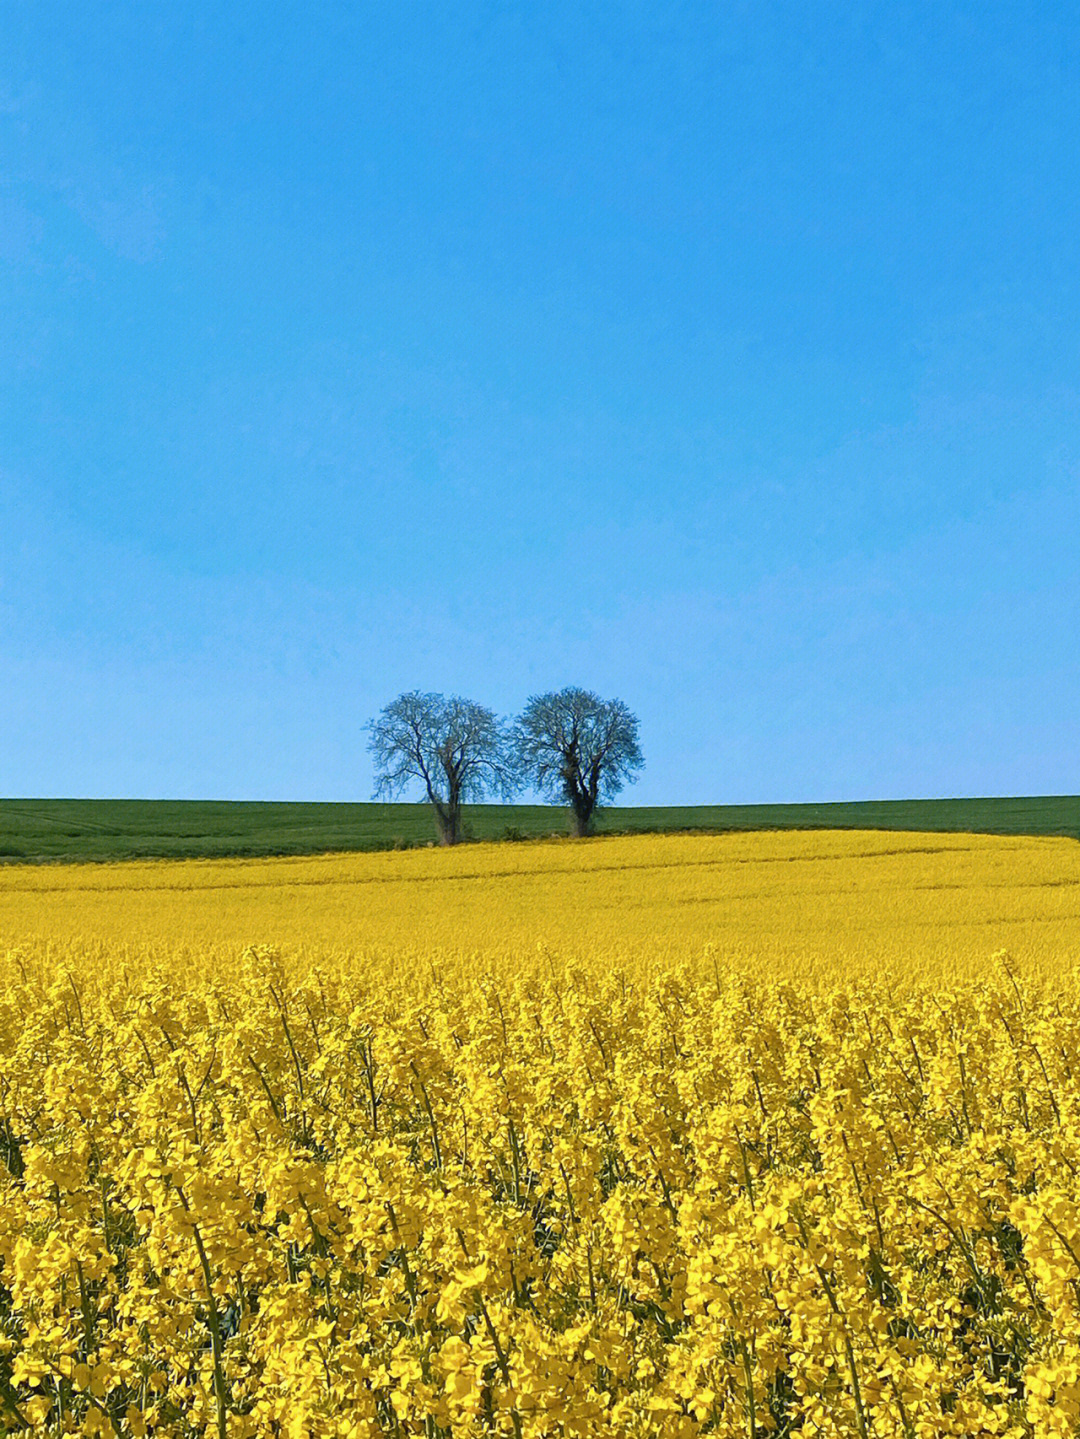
xmin=1 ymin=942 xmax=1080 ymax=1435
xmin=0 ymin=830 xmax=1078 ymax=1435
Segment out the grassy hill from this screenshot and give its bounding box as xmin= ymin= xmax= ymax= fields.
xmin=1 ymin=795 xmax=1077 ymax=863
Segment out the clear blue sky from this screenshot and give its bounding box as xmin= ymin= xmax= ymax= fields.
xmin=2 ymin=1 xmax=1077 ymax=805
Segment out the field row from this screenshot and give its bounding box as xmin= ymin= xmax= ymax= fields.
xmin=2 ymin=795 xmax=1077 ymax=863
xmin=1 ymin=830 xmax=1078 ymax=985
xmin=3 ymin=946 xmax=1080 ymax=1435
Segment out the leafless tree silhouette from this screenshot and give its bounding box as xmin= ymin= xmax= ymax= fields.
xmin=368 ymin=691 xmax=514 ymax=845
xmin=512 ymin=687 xmax=643 ymax=836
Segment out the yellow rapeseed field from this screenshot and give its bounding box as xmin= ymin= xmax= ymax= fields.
xmin=2 ymin=828 xmax=1079 ymax=984
xmin=2 ymin=830 xmax=1080 ymax=1436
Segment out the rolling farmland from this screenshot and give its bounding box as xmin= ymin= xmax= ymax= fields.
xmin=1 ymin=793 xmax=1077 ymax=863
xmin=2 ymin=830 xmax=1080 ymax=1433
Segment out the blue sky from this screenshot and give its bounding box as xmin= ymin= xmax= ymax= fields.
xmin=2 ymin=1 xmax=1078 ymax=805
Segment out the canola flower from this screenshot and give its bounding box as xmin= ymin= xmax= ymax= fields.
xmin=0 ymin=831 xmax=1079 ymax=1435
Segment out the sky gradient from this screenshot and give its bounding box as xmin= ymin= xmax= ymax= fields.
xmin=2 ymin=1 xmax=1078 ymax=805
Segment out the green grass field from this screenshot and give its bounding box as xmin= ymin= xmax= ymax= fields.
xmin=0 ymin=795 xmax=1077 ymax=863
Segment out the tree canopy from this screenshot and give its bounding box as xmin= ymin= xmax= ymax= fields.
xmin=368 ymin=691 xmax=513 ymax=845
xmin=512 ymin=687 xmax=643 ymax=836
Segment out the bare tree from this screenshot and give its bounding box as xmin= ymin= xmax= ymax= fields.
xmin=368 ymin=691 xmax=514 ymax=845
xmin=512 ymin=687 xmax=643 ymax=836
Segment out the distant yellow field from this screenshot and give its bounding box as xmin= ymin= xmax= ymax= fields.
xmin=2 ymin=828 xmax=1078 ymax=984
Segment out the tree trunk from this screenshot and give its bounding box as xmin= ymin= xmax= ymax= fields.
xmin=570 ymin=798 xmax=594 ymax=837
xmin=426 ymin=770 xmax=463 ymax=844
xmin=444 ymin=776 xmax=462 ymax=844
xmin=433 ymin=801 xmax=461 ymax=844
xmin=429 ymin=799 xmax=457 ymax=845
